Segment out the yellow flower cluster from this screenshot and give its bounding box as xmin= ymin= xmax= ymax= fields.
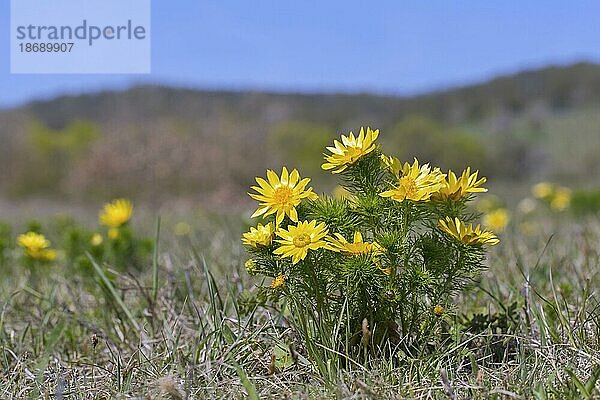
xmin=380 ymin=158 xmax=488 ymax=203
xmin=311 ymin=126 xmax=490 ymax=205
xmin=380 ymin=158 xmax=446 ymax=202
xmin=244 ymin=126 xmax=500 ymax=279
xmin=18 ymin=232 xmax=57 ymax=262
xmin=532 ymin=182 xmax=571 ymax=211
xmin=245 ymin=166 xmax=331 ymax=265
xmin=243 ymin=219 xmax=386 ymax=265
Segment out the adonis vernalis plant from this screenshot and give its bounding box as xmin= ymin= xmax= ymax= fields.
xmin=18 ymin=231 xmax=57 ymax=263
xmin=242 ymin=126 xmax=499 ymax=370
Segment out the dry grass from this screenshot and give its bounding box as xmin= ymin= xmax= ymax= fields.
xmin=0 ymin=213 xmax=598 ymax=399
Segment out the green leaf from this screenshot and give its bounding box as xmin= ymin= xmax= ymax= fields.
xmin=565 ymin=368 xmax=591 ymax=399
xmin=273 ymin=342 xmax=294 ymax=370
xmin=234 ymin=363 xmax=260 ymax=400
xmin=584 ymin=365 xmax=600 ymax=396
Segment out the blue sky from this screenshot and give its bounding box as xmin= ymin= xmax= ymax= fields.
xmin=1 ymin=1 xmax=599 ymax=108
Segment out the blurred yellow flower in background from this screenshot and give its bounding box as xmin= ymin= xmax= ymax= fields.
xmin=99 ymin=198 xmax=133 ymax=227
xmin=439 ymin=217 xmax=499 ymax=246
xmin=274 ymin=220 xmax=329 ymax=264
xmin=380 ymin=159 xmax=446 ymax=202
xmin=322 ymin=127 xmax=379 ymax=173
xmin=551 ymin=187 xmax=571 ymax=211
xmin=18 ymin=232 xmax=57 ymax=261
xmin=249 ymin=167 xmax=317 ymax=225
xmin=90 ymin=233 xmax=104 ymax=246
xmin=242 ymin=222 xmax=275 ymax=247
xmin=532 ymin=182 xmax=554 ymax=200
xmin=531 ymin=182 xmax=571 ymax=211
xmin=483 ymin=208 xmax=510 ymax=232
xmin=517 ymin=198 xmax=537 ymax=214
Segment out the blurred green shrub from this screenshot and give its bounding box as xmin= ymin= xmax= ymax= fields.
xmin=384 ymin=116 xmax=486 ymax=172
xmin=10 ymin=119 xmax=99 ymax=195
xmin=570 ymin=188 xmax=600 ymax=217
xmin=268 ymin=121 xmax=334 ymax=185
xmin=0 ymin=222 xmax=11 ymax=266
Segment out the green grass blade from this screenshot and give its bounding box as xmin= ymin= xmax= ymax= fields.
xmin=234 ymin=363 xmax=260 ymax=400
xmin=565 ymin=368 xmax=590 ymax=399
xmin=585 ymin=365 xmax=600 ymax=396
xmin=152 ymin=216 xmax=161 ymax=305
xmin=87 ymin=252 xmax=140 ymax=331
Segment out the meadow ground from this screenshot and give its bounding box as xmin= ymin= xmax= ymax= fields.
xmin=0 ymin=207 xmax=598 ymax=399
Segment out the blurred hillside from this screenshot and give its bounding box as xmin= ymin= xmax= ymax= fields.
xmin=1 ymin=62 xmax=600 ymax=208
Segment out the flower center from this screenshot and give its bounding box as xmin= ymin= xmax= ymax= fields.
xmin=293 ymin=233 xmax=311 ymax=248
xmin=400 ymin=176 xmax=418 ymax=197
xmin=273 ymin=185 xmax=293 ymax=205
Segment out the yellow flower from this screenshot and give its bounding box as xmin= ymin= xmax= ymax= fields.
xmin=249 ymin=167 xmax=318 ymax=225
xmin=322 ymin=127 xmax=380 ymax=173
xmin=439 ymin=217 xmax=499 ymax=246
xmin=273 ymin=220 xmax=330 ymax=264
xmin=328 ymin=231 xmax=385 ymax=256
xmin=99 ymin=199 xmax=133 ymax=227
xmin=434 ymin=167 xmax=487 ymax=200
xmin=532 ymin=182 xmax=554 ymax=200
xmin=551 ymin=187 xmax=571 ymax=211
xmin=271 ymin=274 xmax=286 ymax=289
xmin=18 ymin=232 xmax=49 ymax=253
xmin=380 ymin=159 xmax=446 ymax=202
xmin=90 ymin=233 xmax=104 ymax=246
xmin=433 ymin=304 xmax=445 ymax=316
xmin=18 ymin=232 xmax=57 ymax=261
xmin=242 ymin=222 xmax=275 ymax=247
xmin=483 ymin=208 xmax=510 ymax=233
